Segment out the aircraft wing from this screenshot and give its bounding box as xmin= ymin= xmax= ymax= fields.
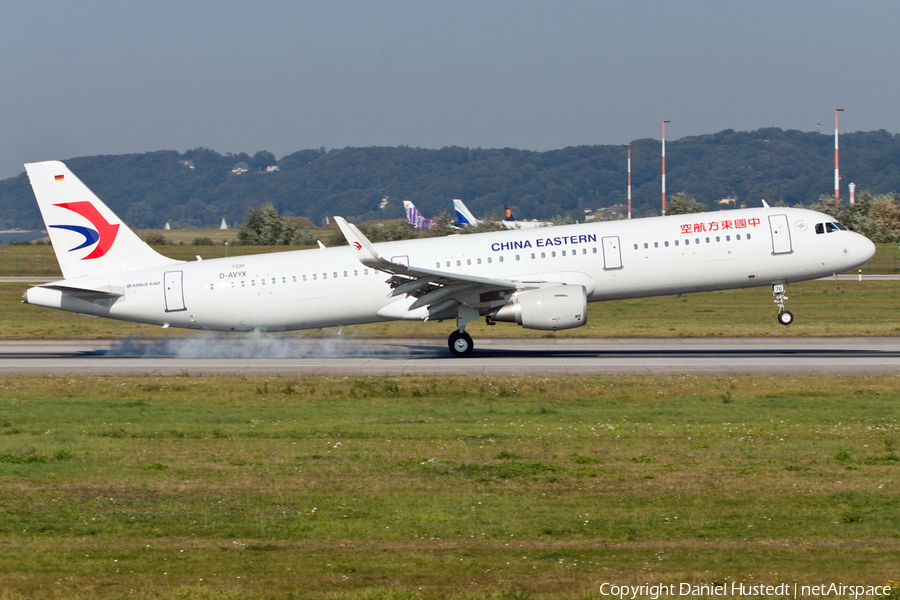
xmin=334 ymin=217 xmax=516 ymax=314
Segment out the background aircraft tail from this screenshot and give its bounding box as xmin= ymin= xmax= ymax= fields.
xmin=504 ymin=203 xmax=516 ymax=222
xmin=403 ymin=200 xmax=434 ymax=230
xmin=26 ymin=160 xmax=180 ymax=279
xmin=453 ymin=199 xmax=479 ymax=226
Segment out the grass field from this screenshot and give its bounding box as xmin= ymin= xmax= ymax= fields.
xmin=2 ymin=237 xmax=899 ymax=599
xmin=2 ymin=277 xmax=899 ymax=340
xmin=0 ymin=375 xmax=898 ymax=599
xmin=2 ymin=241 xmax=899 ymax=340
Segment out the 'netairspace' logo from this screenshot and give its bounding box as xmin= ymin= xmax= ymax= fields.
xmin=597 ymin=582 xmax=893 ymax=599
xmin=50 ymin=202 xmax=120 ymax=260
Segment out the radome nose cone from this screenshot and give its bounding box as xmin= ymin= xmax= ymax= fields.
xmin=862 ymin=237 xmax=876 ymax=262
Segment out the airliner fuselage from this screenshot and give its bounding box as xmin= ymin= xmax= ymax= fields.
xmin=25 ymin=204 xmax=874 ymax=339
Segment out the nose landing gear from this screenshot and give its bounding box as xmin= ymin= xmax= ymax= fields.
xmin=773 ymin=284 xmax=793 ymax=326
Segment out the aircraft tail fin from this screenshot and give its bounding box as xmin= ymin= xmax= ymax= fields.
xmin=503 ymin=203 xmax=516 ymax=222
xmin=453 ymin=199 xmax=478 ymax=226
xmin=25 ymin=160 xmax=180 ymax=279
xmin=403 ymin=200 xmax=434 ymax=230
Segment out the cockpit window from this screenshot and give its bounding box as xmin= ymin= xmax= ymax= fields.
xmin=815 ymin=222 xmax=848 ymax=234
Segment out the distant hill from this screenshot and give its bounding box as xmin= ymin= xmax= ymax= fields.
xmin=2 ymin=128 xmax=899 ymax=230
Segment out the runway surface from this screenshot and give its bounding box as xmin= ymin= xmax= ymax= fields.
xmin=3 ymin=337 xmax=900 ymax=376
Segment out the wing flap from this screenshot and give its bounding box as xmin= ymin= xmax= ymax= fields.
xmin=334 ymin=216 xmax=517 ymax=318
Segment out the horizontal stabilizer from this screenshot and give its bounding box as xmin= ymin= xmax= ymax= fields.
xmin=41 ymin=283 xmax=125 ymax=299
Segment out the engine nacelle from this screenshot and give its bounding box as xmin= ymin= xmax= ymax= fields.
xmin=492 ymin=285 xmax=587 ymax=331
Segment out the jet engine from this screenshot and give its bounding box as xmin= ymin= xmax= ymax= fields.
xmin=491 ymin=285 xmax=587 ymax=331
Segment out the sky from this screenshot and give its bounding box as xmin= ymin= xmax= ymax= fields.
xmin=1 ymin=0 xmax=897 ymax=180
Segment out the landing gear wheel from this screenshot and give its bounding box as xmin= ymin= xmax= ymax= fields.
xmin=448 ymin=331 xmax=474 ymax=357
xmin=777 ymin=310 xmax=794 ymax=326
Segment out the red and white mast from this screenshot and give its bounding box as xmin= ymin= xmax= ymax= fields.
xmin=834 ymin=108 xmax=844 ymax=199
xmin=661 ymin=119 xmax=670 ymax=216
xmin=627 ymin=143 xmax=633 ymax=220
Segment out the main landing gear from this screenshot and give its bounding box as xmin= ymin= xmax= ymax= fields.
xmin=773 ymin=284 xmax=793 ymax=326
xmin=448 ymin=305 xmax=478 ymax=357
xmin=448 ymin=331 xmax=474 ymax=357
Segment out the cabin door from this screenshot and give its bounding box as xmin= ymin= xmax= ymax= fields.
xmin=768 ymin=214 xmax=793 ymax=255
xmin=164 ymin=271 xmax=187 ymax=312
xmin=601 ymin=236 xmax=623 ymax=270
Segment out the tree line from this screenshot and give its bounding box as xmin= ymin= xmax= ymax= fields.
xmin=2 ymin=128 xmax=900 ymax=232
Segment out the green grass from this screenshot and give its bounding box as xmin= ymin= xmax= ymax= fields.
xmin=0 ymin=375 xmax=897 ymax=598
xmin=3 ymin=278 xmax=900 ymax=339
xmin=3 ymin=242 xmax=900 ymax=339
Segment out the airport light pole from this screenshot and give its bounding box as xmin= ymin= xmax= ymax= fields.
xmin=834 ymin=108 xmax=844 ymax=199
xmin=661 ymin=120 xmax=670 ymax=216
xmin=627 ymin=144 xmax=633 ymax=220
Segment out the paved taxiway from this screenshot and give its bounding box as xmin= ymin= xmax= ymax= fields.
xmin=3 ymin=337 xmax=900 ymax=376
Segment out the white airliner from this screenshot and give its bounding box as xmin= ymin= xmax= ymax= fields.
xmin=453 ymin=199 xmax=552 ymax=229
xmin=23 ymin=160 xmax=875 ymax=357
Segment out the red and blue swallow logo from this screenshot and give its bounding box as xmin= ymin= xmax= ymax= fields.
xmin=353 ymin=242 xmax=362 ymax=251
xmin=50 ymin=202 xmax=120 ymax=260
